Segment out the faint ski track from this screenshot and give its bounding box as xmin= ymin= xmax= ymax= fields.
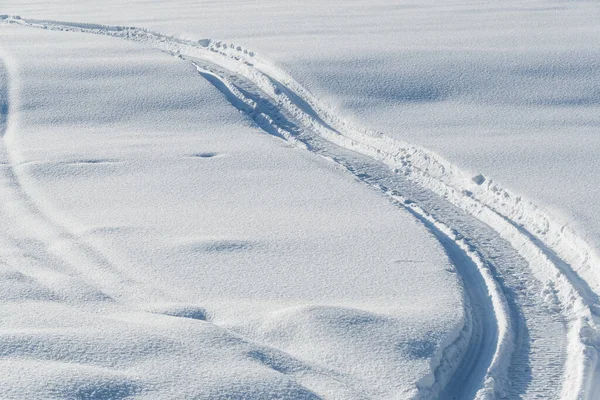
xmin=2 ymin=15 xmax=600 ymax=399
xmin=0 ymin=36 xmax=164 ymax=305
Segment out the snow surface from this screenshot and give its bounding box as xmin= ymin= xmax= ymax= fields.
xmin=4 ymin=0 xmax=599 ymax=256
xmin=1 ymin=0 xmax=600 ymax=398
xmin=0 ymin=23 xmax=462 ymax=399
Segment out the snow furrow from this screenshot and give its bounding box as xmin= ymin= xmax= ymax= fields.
xmin=190 ymin=61 xmax=567 ymax=399
xmin=189 ymin=62 xmax=512 ymax=400
xmin=1 ymin=14 xmax=598 ymax=398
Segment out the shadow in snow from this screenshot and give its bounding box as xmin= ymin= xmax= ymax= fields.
xmin=0 ymin=60 xmax=9 ymax=138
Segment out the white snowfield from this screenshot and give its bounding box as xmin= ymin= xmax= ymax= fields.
xmin=0 ymin=21 xmax=463 ymax=400
xmin=0 ymin=1 xmax=599 ymax=399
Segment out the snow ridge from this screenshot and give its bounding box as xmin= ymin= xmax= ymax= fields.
xmin=2 ymin=14 xmax=599 ymax=399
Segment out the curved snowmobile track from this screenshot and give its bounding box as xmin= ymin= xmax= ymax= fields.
xmin=2 ymin=15 xmax=600 ymax=399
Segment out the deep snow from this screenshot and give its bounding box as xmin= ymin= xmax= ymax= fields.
xmin=1 ymin=0 xmax=600 ymax=398
xmin=3 ymin=0 xmax=599 ymax=262
xmin=0 ymin=24 xmax=462 ymax=399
